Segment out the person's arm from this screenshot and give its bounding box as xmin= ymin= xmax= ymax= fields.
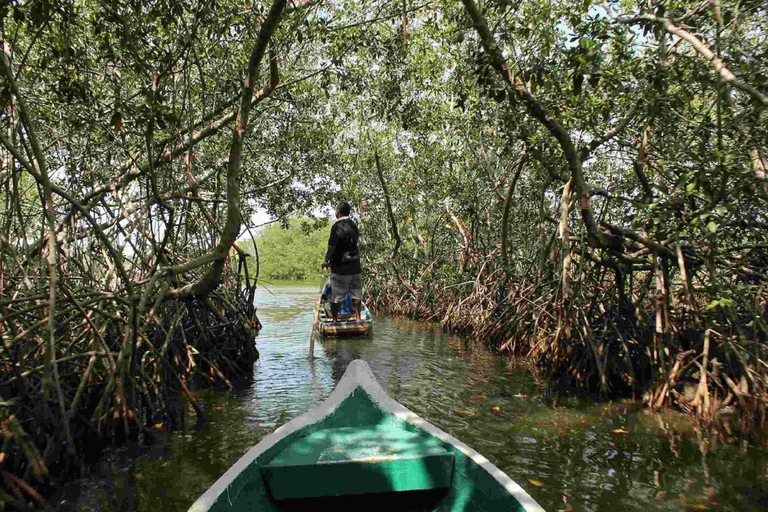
xmin=323 ymin=244 xmax=334 ymax=268
xmin=322 ymin=223 xmax=338 ymax=269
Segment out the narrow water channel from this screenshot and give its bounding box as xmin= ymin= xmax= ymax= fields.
xmin=69 ymin=281 xmax=767 ymax=511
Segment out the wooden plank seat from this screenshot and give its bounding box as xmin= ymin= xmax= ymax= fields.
xmin=261 ymin=424 xmax=455 ymax=500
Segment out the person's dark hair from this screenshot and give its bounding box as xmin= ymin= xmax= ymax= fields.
xmin=337 ymin=202 xmax=351 ymax=216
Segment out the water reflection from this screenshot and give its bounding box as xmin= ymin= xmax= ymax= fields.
xmin=68 ymin=281 xmax=768 ymax=512
xmin=242 ymin=283 xmax=768 ymax=512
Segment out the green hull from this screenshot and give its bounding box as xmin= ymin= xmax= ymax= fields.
xmin=188 ymin=360 xmax=544 ymax=512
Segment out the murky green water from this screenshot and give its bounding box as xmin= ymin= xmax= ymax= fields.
xmin=68 ymin=281 xmax=767 ymax=511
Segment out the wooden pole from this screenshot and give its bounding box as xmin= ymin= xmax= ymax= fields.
xmin=309 ymin=297 xmax=321 ymax=360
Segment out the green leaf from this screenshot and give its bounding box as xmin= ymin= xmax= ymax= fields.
xmin=686 ymin=181 xmax=697 ymax=194
xmin=707 ymin=298 xmax=733 ymax=310
xmin=706 ymin=221 xmax=718 ymax=233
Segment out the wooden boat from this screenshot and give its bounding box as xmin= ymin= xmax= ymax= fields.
xmin=312 ymin=293 xmax=373 ymax=337
xmin=188 ymin=359 xmax=544 ymax=512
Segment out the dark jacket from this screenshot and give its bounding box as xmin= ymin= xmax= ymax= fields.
xmin=325 ymin=217 xmax=361 ymax=276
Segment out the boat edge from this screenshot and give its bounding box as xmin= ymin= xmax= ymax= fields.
xmin=187 ymin=360 xmax=375 ymax=512
xmin=187 ymin=359 xmax=545 ymax=512
xmin=347 ymin=360 xmax=546 ymax=512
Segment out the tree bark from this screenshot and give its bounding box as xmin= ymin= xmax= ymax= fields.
xmin=501 ymin=154 xmax=526 ymax=278
xmin=374 ymin=147 xmax=402 ymax=260
xmin=171 ymin=0 xmax=286 ymax=298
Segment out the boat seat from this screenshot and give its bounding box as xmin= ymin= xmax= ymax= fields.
xmin=261 ymin=424 xmax=454 ymax=500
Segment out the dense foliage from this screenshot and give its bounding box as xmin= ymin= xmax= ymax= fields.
xmin=0 ymin=0 xmax=766 ymax=506
xmin=240 ymin=218 xmax=329 ymax=280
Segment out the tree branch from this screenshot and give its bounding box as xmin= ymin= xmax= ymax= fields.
xmin=170 ymin=0 xmax=287 ymax=298
xmin=374 ymin=146 xmax=402 ymax=260
xmin=461 ymin=0 xmax=602 ymax=247
xmin=581 ymin=101 xmax=641 ymax=160
xmin=612 ymin=11 xmax=768 ymax=107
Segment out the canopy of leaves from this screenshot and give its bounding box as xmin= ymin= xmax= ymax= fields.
xmin=1 ymin=0 xmax=768 ymax=502
xmin=241 ymin=218 xmax=329 ymax=280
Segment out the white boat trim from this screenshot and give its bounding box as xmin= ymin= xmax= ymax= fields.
xmin=188 ymin=359 xmax=545 ymax=512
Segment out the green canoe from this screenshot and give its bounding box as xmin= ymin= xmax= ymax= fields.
xmin=188 ymin=360 xmax=544 ymax=512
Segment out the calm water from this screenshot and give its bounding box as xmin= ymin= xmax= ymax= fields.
xmin=69 ymin=281 xmax=767 ymax=511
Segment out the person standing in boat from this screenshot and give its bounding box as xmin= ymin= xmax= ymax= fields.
xmin=322 ymin=202 xmax=362 ymax=323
